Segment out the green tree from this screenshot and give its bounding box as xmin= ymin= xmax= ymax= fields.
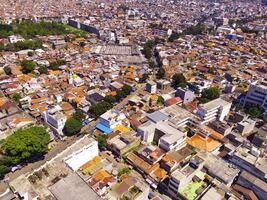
xmin=122 ymin=84 xmax=132 ymax=95
xmin=200 ymin=87 xmax=220 ymax=102
xmin=208 ymin=67 xmax=215 ymax=74
xmin=79 ymin=42 xmax=86 ymax=48
xmin=142 ymin=40 xmax=154 ymax=59
xmin=63 ymin=117 xmax=83 ymax=136
xmin=96 ymin=135 xmax=108 ymax=150
xmin=72 ymin=109 xmax=86 ymax=121
xmin=3 ymin=66 xmax=12 ymax=75
xmin=172 ymin=73 xmax=187 ymax=88
xmin=49 ymin=59 xmax=66 ymax=70
xmin=38 ymin=65 xmax=48 ymax=74
xmin=104 ymin=95 xmax=116 ymax=104
xmin=2 ymin=126 xmax=50 ymax=161
xmin=12 ymin=93 xmax=21 ymax=103
xmin=89 ymin=102 xmax=112 ymax=118
xmin=0 ymin=165 xmax=9 ymax=179
xmin=157 ymin=96 xmax=165 ymax=104
xmin=118 ymin=167 xmax=131 ymax=177
xmin=21 ymin=60 xmax=36 ymax=74
xmin=248 ymin=105 xmax=262 ymax=118
xmin=156 ymin=67 xmax=165 ymax=79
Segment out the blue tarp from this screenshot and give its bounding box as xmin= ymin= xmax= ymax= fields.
xmin=96 ymin=123 xmax=113 ymax=134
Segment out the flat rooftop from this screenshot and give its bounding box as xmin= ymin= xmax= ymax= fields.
xmin=49 ymin=173 xmax=100 ymax=200
xmin=199 ymin=98 xmax=231 ymax=111
xmin=161 ymin=104 xmax=195 ymax=124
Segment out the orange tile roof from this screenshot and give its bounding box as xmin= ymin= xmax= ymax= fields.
xmin=80 ymin=156 xmax=102 ymax=171
xmin=31 ymin=97 xmax=47 ymax=104
xmin=93 ymin=170 xmax=110 ymax=182
xmin=0 ymin=97 xmax=8 ymax=107
xmin=153 ymin=168 xmax=167 ymax=179
xmin=127 ymin=153 xmax=159 ymax=174
xmin=187 ymin=135 xmax=221 ymax=152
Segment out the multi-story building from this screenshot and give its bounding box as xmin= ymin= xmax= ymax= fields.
xmin=168 ymin=156 xmax=204 ymax=198
xmin=197 ymin=98 xmax=232 ymax=124
xmin=43 ymin=105 xmax=67 ymax=136
xmin=241 ymin=80 xmax=267 ymax=116
xmin=176 ymin=87 xmax=195 ymax=104
xmin=146 ymin=80 xmax=157 ymax=94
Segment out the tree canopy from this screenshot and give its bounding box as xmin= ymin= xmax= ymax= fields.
xmin=142 ymin=40 xmax=155 ymax=59
xmin=12 ymin=93 xmax=21 ymax=103
xmin=172 ymin=73 xmax=187 ymax=88
xmin=72 ymin=109 xmax=86 ymax=121
xmin=248 ymin=105 xmax=262 ymax=118
xmin=49 ymin=59 xmax=66 ymax=70
xmin=199 ymin=87 xmax=220 ymax=103
xmin=2 ymin=126 xmax=50 ymax=161
xmin=21 ymin=60 xmax=36 ymax=74
xmin=38 ymin=65 xmax=48 ymax=75
xmin=0 ymin=21 xmax=87 ymax=39
xmin=63 ymin=117 xmax=83 ymax=136
xmin=89 ymin=102 xmax=112 ymax=118
xmin=156 ymin=67 xmax=165 ymax=79
xmin=3 ymin=66 xmax=12 ymax=75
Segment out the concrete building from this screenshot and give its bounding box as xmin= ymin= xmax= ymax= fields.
xmin=64 ymin=139 xmax=99 ymax=171
xmin=137 ymin=105 xmax=196 ymax=143
xmin=43 ymin=105 xmax=67 ymax=136
xmin=146 ymin=80 xmax=157 ymax=94
xmin=49 ymin=173 xmax=101 ymax=200
xmin=237 ymin=171 xmax=267 ymax=200
xmin=176 ymin=88 xmax=195 ymax=104
xmin=203 ymin=154 xmax=240 ymax=187
xmin=157 ymin=80 xmax=171 ymax=92
xmin=97 ymin=110 xmax=127 ymax=133
xmin=242 ymin=80 xmax=267 ymax=116
xmin=156 ymin=122 xmax=186 ymax=152
xmin=236 ymin=119 xmax=256 ymax=136
xmin=197 ymin=98 xmax=232 ymax=124
xmin=168 ymin=156 xmax=204 ymax=197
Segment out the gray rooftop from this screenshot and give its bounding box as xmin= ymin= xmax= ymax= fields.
xmin=147 ymin=111 xmax=169 ymax=123
xmin=49 ymin=173 xmax=101 ymax=200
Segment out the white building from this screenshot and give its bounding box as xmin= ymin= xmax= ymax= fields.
xmin=197 ymin=98 xmax=232 ymax=124
xmin=146 ymin=81 xmax=157 ymax=94
xmin=64 ymin=140 xmax=99 ymax=171
xmin=137 ymin=105 xmax=196 ymax=143
xmin=242 ymin=80 xmax=267 ymax=116
xmin=99 ymin=110 xmax=127 ymax=130
xmin=43 ymin=105 xmax=67 ymax=136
